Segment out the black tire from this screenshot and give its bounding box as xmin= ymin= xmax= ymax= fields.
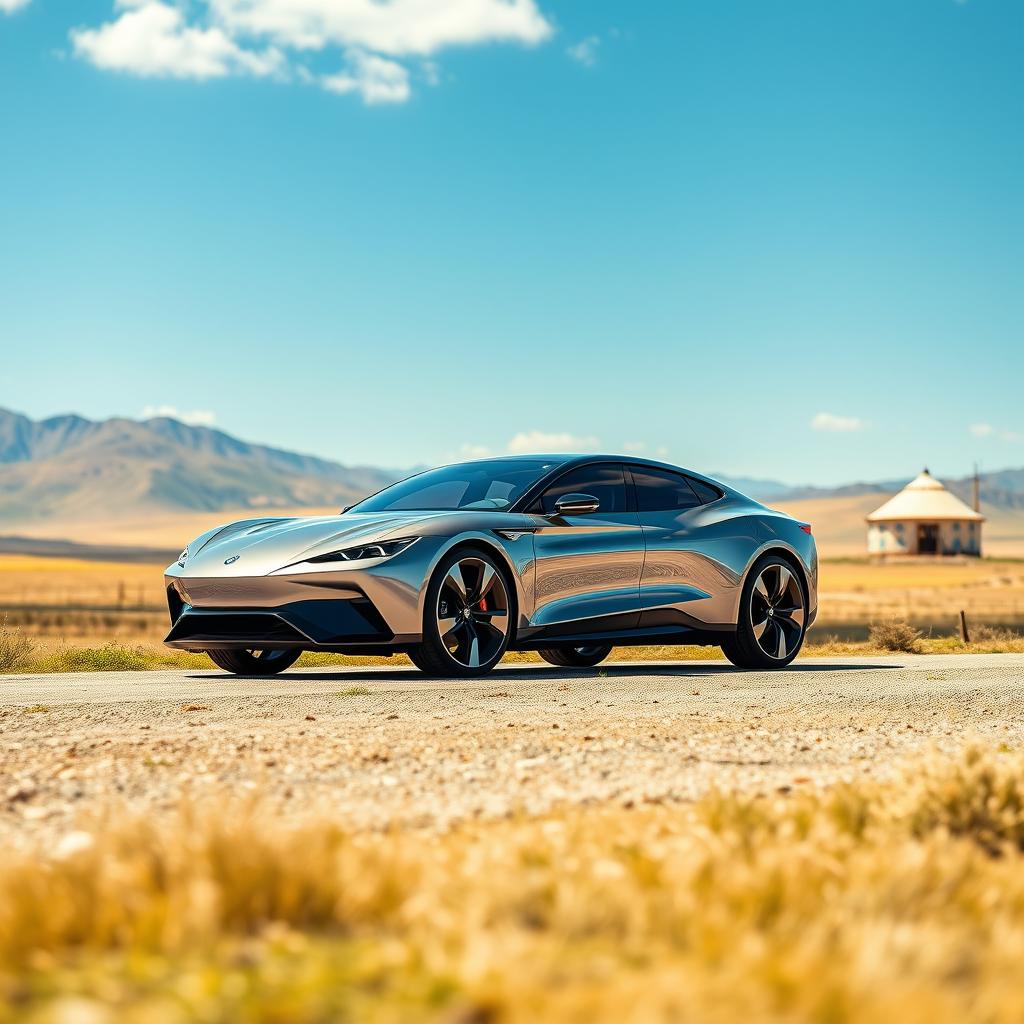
xmin=720 ymin=554 xmax=808 ymax=670
xmin=205 ymin=648 xmax=301 ymax=676
xmin=538 ymin=644 xmax=613 ymax=668
xmin=409 ymin=546 xmax=513 ymax=677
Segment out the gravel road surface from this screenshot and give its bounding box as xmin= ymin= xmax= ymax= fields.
xmin=3 ymin=655 xmax=1023 ymax=841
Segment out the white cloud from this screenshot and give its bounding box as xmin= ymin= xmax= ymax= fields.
xmin=810 ymin=412 xmax=866 ymax=433
xmin=141 ymin=405 xmax=217 ymax=427
xmin=72 ymin=1 xmax=284 ymax=79
xmin=622 ymin=441 xmax=646 ymax=453
xmin=507 ymin=431 xmax=600 ymax=454
xmin=567 ymin=34 xmax=599 ymax=67
xmin=970 ymin=422 xmax=1021 ymax=443
xmin=422 ymin=59 xmax=441 ymax=86
xmin=455 ymin=442 xmax=491 ymax=459
xmin=68 ymin=0 xmax=553 ymax=102
xmin=322 ymin=49 xmax=410 ymax=103
xmin=1 ymin=0 xmax=32 ymax=14
xmin=208 ymin=0 xmax=553 ymax=56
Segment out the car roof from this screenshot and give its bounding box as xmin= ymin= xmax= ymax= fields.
xmin=450 ymin=453 xmax=731 ymax=495
xmin=521 ymin=453 xmax=724 ymax=483
xmin=456 ymin=453 xmax=692 ymax=470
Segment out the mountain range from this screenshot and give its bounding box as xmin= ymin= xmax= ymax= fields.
xmin=0 ymin=408 xmax=397 ymax=525
xmin=729 ymin=470 xmax=1024 ymax=509
xmin=2 ymin=407 xmax=1023 ymax=531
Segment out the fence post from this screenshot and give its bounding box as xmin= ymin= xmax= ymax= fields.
xmin=959 ymin=610 xmax=971 ymax=644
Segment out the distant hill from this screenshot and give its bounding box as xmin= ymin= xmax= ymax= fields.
xmin=714 ymin=473 xmax=906 ymax=503
xmin=0 ymin=408 xmax=398 ymax=526
xmin=2 ymin=407 xmax=1023 ymax=555
xmin=711 ymin=474 xmax=799 ymax=501
xmin=718 ymin=469 xmax=1024 ymax=510
xmin=946 ymin=468 xmax=1024 ymax=510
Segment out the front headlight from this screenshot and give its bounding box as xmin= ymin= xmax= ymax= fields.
xmin=305 ymin=536 xmax=418 ymax=564
xmin=177 ymin=546 xmax=188 ymax=568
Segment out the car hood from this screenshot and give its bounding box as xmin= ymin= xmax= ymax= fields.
xmin=174 ymin=510 xmax=531 ymax=577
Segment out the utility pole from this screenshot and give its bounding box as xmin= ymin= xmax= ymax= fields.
xmin=973 ymin=462 xmax=981 ymax=513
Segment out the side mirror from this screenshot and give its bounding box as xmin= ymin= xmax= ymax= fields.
xmin=552 ymin=493 xmax=600 ymax=517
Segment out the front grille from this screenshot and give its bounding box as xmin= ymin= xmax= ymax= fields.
xmin=166 ymin=612 xmax=307 ymax=644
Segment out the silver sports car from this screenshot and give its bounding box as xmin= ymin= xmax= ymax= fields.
xmin=165 ymin=456 xmax=817 ymax=676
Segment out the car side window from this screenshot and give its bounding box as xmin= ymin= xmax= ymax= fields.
xmin=535 ymin=465 xmax=627 ymax=514
xmin=687 ymin=477 xmax=723 ymax=504
xmin=631 ymin=467 xmax=702 ymax=512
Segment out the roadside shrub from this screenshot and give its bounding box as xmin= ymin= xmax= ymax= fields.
xmin=41 ymin=642 xmax=153 ymax=673
xmin=0 ymin=618 xmax=35 ymax=672
xmin=869 ymin=619 xmax=922 ymax=653
xmin=970 ymin=623 xmax=1022 ymax=644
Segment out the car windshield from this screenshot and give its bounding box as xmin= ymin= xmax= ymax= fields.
xmin=346 ymin=459 xmax=561 ymax=513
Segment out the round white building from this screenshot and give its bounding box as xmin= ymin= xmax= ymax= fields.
xmin=866 ymin=469 xmax=984 ymax=557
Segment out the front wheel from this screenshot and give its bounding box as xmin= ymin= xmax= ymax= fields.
xmin=720 ymin=555 xmax=807 ymax=669
xmin=408 ymin=547 xmax=513 ymax=677
xmin=206 ymin=648 xmax=301 ymax=676
xmin=538 ymin=644 xmax=612 ymax=668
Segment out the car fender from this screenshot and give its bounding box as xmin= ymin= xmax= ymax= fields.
xmin=418 ymin=530 xmax=536 ymax=636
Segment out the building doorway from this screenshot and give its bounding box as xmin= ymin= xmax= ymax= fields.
xmin=917 ymin=523 xmax=939 ymax=555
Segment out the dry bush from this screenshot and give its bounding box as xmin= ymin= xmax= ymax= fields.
xmin=32 ymin=643 xmax=155 ymax=673
xmin=4 ymin=746 xmax=1024 ymax=1021
xmin=970 ymin=623 xmax=1022 ymax=644
xmin=869 ymin=619 xmax=923 ymax=653
xmin=0 ymin=618 xmax=35 ymax=672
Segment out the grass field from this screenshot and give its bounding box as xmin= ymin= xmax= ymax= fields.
xmin=2 ymin=743 xmax=1024 ymax=1023
xmin=0 ymin=554 xmax=166 ymax=610
xmin=3 ymin=631 xmax=1024 ymax=676
xmin=816 ymin=557 xmax=1024 ymax=626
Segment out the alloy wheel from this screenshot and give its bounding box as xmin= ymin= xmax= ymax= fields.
xmin=750 ymin=563 xmax=805 ymax=660
xmin=436 ymin=557 xmax=509 ymax=669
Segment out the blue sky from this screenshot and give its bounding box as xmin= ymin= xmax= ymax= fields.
xmin=1 ymin=0 xmax=1021 ymax=486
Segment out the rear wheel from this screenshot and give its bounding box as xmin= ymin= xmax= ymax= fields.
xmin=205 ymin=648 xmax=301 ymax=676
xmin=408 ymin=547 xmax=513 ymax=677
xmin=720 ymin=555 xmax=807 ymax=669
xmin=538 ymin=644 xmax=612 ymax=668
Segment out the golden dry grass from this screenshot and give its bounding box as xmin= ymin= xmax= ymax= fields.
xmin=1 ymin=633 xmax=1022 ymax=675
xmin=816 ymin=558 xmax=1024 ymax=625
xmin=0 ymin=554 xmax=167 ymax=610
xmin=3 ymin=626 xmax=1024 ymax=677
xmin=4 ymin=744 xmax=1024 ymax=1022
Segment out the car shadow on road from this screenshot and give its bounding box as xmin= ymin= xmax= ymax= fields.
xmin=184 ymin=661 xmax=903 ymax=682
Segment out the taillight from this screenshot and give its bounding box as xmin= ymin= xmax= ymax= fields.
xmin=799 ymin=523 xmax=812 ymax=535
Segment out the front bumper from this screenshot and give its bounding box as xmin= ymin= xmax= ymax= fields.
xmin=163 ymin=571 xmax=422 ymax=652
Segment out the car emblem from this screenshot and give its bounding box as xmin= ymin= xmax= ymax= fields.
xmin=224 ymin=554 xmax=240 ymax=565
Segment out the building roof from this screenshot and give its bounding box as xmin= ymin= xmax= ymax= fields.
xmin=866 ymin=469 xmax=985 ymax=523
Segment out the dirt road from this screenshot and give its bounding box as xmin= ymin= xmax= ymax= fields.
xmin=3 ymin=655 xmax=1023 ymax=840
